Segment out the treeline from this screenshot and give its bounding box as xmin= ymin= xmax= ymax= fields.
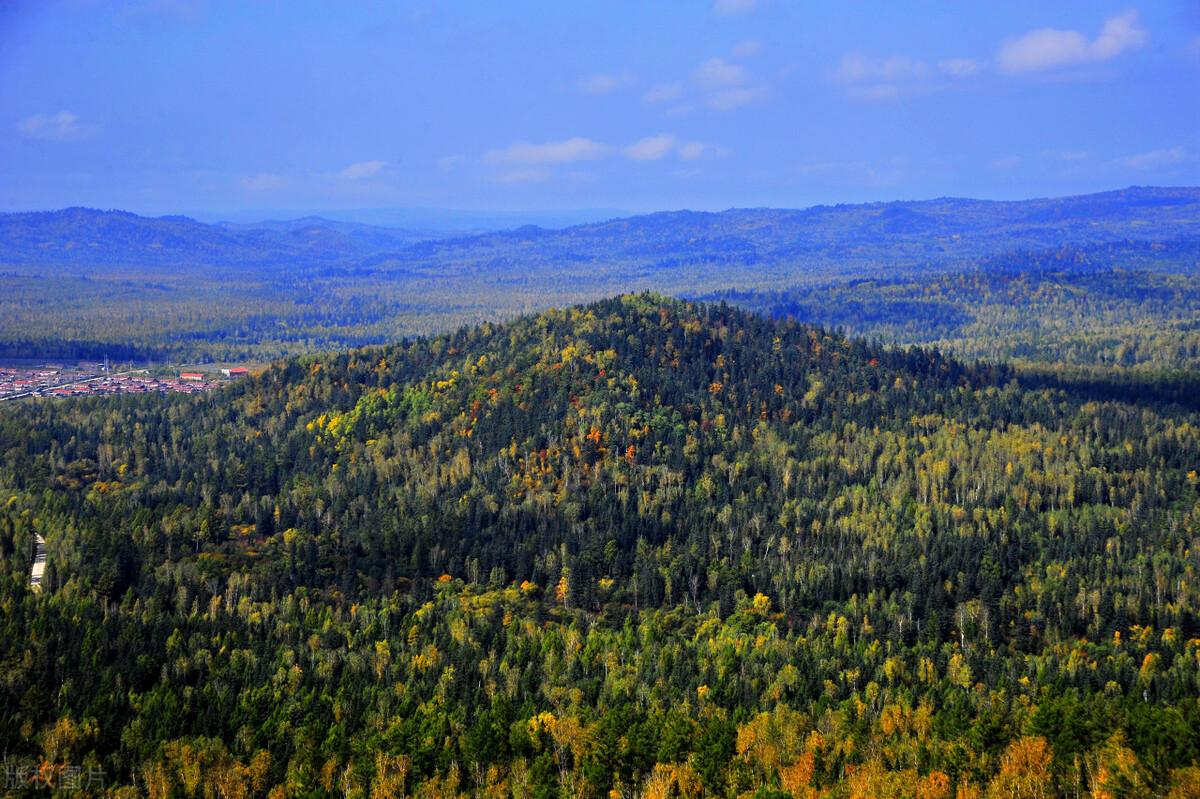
xmin=1 ymin=295 xmax=1199 ymax=796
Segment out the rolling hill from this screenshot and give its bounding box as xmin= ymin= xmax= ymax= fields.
xmin=2 ymin=295 xmax=1199 ymax=795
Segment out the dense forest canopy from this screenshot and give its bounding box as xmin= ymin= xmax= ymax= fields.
xmin=702 ymin=240 xmax=1200 ymax=371
xmin=3 ymin=295 xmax=1200 ymax=797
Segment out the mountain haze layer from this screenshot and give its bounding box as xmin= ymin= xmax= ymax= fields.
xmin=3 ymin=187 xmax=1198 ymax=274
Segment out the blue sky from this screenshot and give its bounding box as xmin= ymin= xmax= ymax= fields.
xmin=1 ymin=0 xmax=1198 ymax=217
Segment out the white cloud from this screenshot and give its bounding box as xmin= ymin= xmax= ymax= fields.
xmin=998 ymin=29 xmax=1091 ymax=74
xmin=938 ymin=58 xmax=980 ymax=78
xmin=625 ymin=134 xmax=679 ymax=162
xmin=677 ymin=141 xmax=708 ymax=161
xmin=835 ymin=51 xmax=978 ymax=99
xmin=1052 ymin=150 xmax=1089 ymax=162
xmin=624 ymin=134 xmax=713 ymax=161
xmin=239 ymin=173 xmax=288 ymax=192
xmin=713 ymin=0 xmax=756 ymax=15
xmin=437 ymin=155 xmax=464 ymax=171
xmin=997 ymin=10 xmax=1147 ymax=74
xmin=644 ymin=83 xmax=683 ymax=106
xmin=693 ymin=57 xmax=747 ymax=90
xmin=989 ymin=156 xmax=1022 ymax=171
xmin=706 ymin=85 xmax=770 ymax=111
xmin=492 ymin=169 xmax=552 ymax=184
xmin=688 ymin=57 xmax=770 ymax=111
xmin=732 ymin=39 xmax=763 ymax=58
xmin=17 ymin=111 xmax=95 ymax=141
xmin=834 ymin=54 xmax=933 ymax=100
xmin=836 ymin=54 xmax=930 ymax=84
xmin=578 ymin=72 xmax=634 ymax=95
xmin=851 ymin=85 xmax=907 ymax=101
xmin=1090 ymin=11 xmax=1147 ymax=59
xmin=339 ymin=160 xmax=386 ymax=180
xmin=485 ymin=137 xmax=610 ymax=165
xmin=830 ymin=11 xmax=1146 ymax=102
xmin=1119 ymin=145 xmax=1188 ymax=169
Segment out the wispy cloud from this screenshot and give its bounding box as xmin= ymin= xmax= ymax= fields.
xmin=713 ymin=0 xmax=756 ymax=16
xmin=624 ymin=134 xmax=678 ymax=162
xmin=693 ymin=57 xmax=748 ymax=90
xmin=644 ymin=83 xmax=683 ymax=106
xmin=1118 ymin=145 xmax=1188 ymax=169
xmin=492 ymin=169 xmax=552 ymax=184
xmin=691 ymin=57 xmax=770 ymax=111
xmin=624 ymin=134 xmax=712 ymax=161
xmin=997 ymin=10 xmax=1147 ymax=74
xmin=938 ymin=58 xmax=980 ymax=78
xmin=338 ymin=160 xmax=387 ymax=179
xmin=835 ymin=53 xmax=977 ymax=99
xmin=989 ymin=156 xmax=1021 ymax=171
xmin=484 ymin=134 xmax=716 ymax=178
xmin=1039 ymin=149 xmax=1089 ymax=163
xmin=836 ymin=54 xmax=930 ymax=85
xmin=731 ymin=39 xmax=762 ymax=58
xmin=706 ymin=86 xmax=770 ymax=111
xmin=485 ymin=137 xmax=610 ymax=165
xmin=834 ymin=11 xmax=1147 ymax=101
xmin=578 ymin=72 xmax=634 ymax=95
xmin=17 ymin=111 xmax=96 ymax=141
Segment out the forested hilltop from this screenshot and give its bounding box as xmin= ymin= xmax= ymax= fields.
xmin=2 ymin=295 xmax=1200 ymax=797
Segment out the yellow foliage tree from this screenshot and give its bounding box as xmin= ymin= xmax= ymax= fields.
xmin=778 ymin=752 xmax=817 ymax=799
xmin=1167 ymin=767 xmax=1200 ymax=799
xmin=1089 ymin=732 xmax=1152 ymax=799
xmin=985 ymin=736 xmax=1053 ymax=799
xmin=846 ymin=759 xmax=917 ymax=799
xmin=917 ymin=771 xmax=952 ymax=799
xmin=371 ymin=752 xmax=411 ymax=799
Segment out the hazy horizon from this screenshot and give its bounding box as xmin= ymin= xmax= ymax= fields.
xmin=5 ymin=183 xmax=1197 ymax=232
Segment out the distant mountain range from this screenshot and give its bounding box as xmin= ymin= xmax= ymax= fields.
xmin=2 ymin=187 xmax=1198 ymax=279
xmin=0 ymin=207 xmax=436 ymax=268
xmin=201 ymin=206 xmax=630 ymax=231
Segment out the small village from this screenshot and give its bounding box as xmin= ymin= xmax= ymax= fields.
xmin=0 ymin=364 xmax=250 ymax=401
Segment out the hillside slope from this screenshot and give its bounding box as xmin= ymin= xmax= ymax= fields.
xmin=1 ymin=295 xmax=1199 ymax=795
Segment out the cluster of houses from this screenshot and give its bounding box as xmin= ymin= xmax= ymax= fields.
xmin=0 ymin=365 xmax=251 ymax=400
